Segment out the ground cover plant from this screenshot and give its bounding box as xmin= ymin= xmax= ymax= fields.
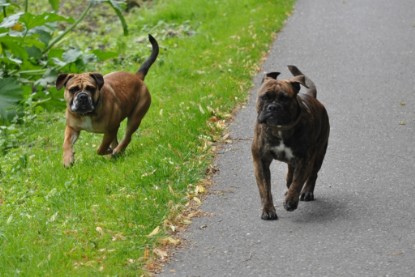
xmin=0 ymin=0 xmax=128 ymax=123
xmin=0 ymin=0 xmax=294 ymax=275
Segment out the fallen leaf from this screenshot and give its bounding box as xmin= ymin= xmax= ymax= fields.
xmin=159 ymin=236 xmax=181 ymax=246
xmin=143 ymin=247 xmax=150 ymax=260
xmin=112 ymin=233 xmax=126 ymax=241
xmin=198 ymin=104 xmax=205 ymax=114
xmin=153 ymin=248 xmax=168 ymax=260
xmin=141 ymin=169 xmax=157 ymax=178
xmin=96 ymin=227 xmax=104 ymax=236
xmin=195 ymin=184 xmax=206 ymax=194
xmin=147 ymin=226 xmax=160 ymax=238
xmin=182 ymin=219 xmax=192 ymax=225
xmin=168 ymin=185 xmax=175 ymax=194
xmin=193 ymin=196 xmax=202 ymax=205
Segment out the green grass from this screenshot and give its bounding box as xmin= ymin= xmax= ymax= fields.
xmin=0 ymin=0 xmax=294 ymax=275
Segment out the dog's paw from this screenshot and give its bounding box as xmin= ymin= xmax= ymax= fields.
xmin=300 ymin=192 xmax=314 ymax=201
xmin=111 ymin=149 xmax=125 ymax=158
xmin=97 ymin=147 xmax=113 ymax=155
xmin=63 ymin=155 xmax=74 ymax=168
xmin=63 ymin=161 xmax=74 ymax=168
xmin=261 ymin=209 xmax=278 ymax=220
xmin=283 ymin=199 xmax=298 ymax=212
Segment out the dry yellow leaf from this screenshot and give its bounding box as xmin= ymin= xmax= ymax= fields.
xmin=153 ymin=248 xmax=168 ymax=260
xmin=143 ymin=247 xmax=150 ymax=260
xmin=147 ymin=226 xmax=160 ymax=237
xmin=96 ymin=227 xmax=104 ymax=236
xmin=195 ymin=184 xmax=206 ymax=194
xmin=159 ymin=236 xmax=181 ymax=246
xmin=193 ymin=197 xmax=202 ymax=205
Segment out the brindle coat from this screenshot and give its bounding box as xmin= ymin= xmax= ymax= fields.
xmin=251 ymin=65 xmax=329 ymax=220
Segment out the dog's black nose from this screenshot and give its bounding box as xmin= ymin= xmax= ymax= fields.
xmin=267 ymin=104 xmax=278 ymax=112
xmin=78 ymin=93 xmax=89 ymax=103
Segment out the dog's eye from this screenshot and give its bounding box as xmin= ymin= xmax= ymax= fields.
xmin=278 ymin=93 xmax=290 ymax=102
xmin=85 ymin=86 xmax=96 ymax=93
xmin=69 ymin=87 xmax=79 ymax=94
xmin=261 ymin=93 xmax=273 ymax=101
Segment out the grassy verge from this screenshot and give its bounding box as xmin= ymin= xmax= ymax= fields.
xmin=0 ymin=0 xmax=294 ymax=275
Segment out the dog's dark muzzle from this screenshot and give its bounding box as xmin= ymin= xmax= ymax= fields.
xmin=71 ymin=92 xmax=95 ymax=114
xmin=258 ymin=103 xmax=287 ymax=124
xmin=77 ymin=92 xmax=89 ymax=104
xmin=266 ymin=103 xmax=281 ymax=113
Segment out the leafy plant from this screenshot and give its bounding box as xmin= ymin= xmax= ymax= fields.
xmin=0 ymin=78 xmax=23 ymax=120
xmin=0 ymin=0 xmax=128 ymax=123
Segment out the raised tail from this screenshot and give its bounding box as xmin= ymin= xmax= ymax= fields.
xmin=287 ymin=65 xmax=317 ymax=98
xmin=137 ymin=34 xmax=159 ymax=80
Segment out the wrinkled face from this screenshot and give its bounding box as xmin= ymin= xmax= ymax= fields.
xmin=256 ymin=77 xmax=301 ymax=126
xmin=56 ymin=73 xmax=104 ymax=115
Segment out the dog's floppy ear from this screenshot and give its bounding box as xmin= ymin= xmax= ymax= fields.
xmin=290 ymin=75 xmax=308 ymax=93
xmin=89 ymin=73 xmax=104 ymax=90
xmin=56 ymin=74 xmax=74 ymax=90
xmin=261 ymin=72 xmax=280 ymax=83
xmin=266 ymin=72 xmax=280 ymax=79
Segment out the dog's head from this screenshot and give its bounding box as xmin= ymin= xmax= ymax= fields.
xmin=256 ymin=72 xmax=306 ymax=126
xmin=56 ymin=73 xmax=104 ymax=115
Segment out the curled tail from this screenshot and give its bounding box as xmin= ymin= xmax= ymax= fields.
xmin=288 ymin=65 xmax=317 ymax=98
xmin=137 ymin=34 xmax=159 ymax=80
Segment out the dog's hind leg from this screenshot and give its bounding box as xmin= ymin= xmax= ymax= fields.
xmin=112 ymin=94 xmax=151 ymax=156
xmin=97 ymin=130 xmax=118 ymax=155
xmin=300 ymin=142 xmax=328 ymax=201
xmin=111 ymin=138 xmax=119 ymax=150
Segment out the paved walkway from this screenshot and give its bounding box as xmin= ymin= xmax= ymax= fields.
xmin=160 ymin=0 xmax=415 ymax=276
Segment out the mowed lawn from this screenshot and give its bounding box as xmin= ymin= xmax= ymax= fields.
xmin=0 ymin=0 xmax=294 ymax=275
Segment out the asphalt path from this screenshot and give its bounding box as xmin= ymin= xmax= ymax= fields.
xmin=159 ymin=0 xmax=415 ymax=276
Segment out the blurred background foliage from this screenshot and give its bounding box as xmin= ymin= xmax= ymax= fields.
xmin=0 ymin=0 xmax=133 ymax=124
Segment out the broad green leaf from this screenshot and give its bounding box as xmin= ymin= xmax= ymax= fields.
xmin=29 ymin=26 xmax=53 ymax=46
xmin=20 ymin=12 xmax=71 ymax=30
xmin=0 ymin=40 xmax=29 ymax=62
xmin=0 ymin=78 xmax=23 ymax=121
xmin=25 ymin=46 xmax=43 ymax=60
xmin=62 ymin=48 xmax=82 ymax=63
xmin=34 ymin=68 xmax=58 ymax=87
xmin=48 ymin=0 xmax=60 ymax=11
xmin=91 ymin=49 xmax=118 ymax=61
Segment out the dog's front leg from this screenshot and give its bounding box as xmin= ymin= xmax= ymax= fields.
xmin=63 ymin=126 xmax=80 ymax=167
xmin=253 ymin=154 xmax=278 ymax=220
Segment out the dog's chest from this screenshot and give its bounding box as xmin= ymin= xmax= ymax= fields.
xmin=79 ymin=117 xmax=94 ymax=132
xmin=270 ymin=138 xmax=295 ymax=162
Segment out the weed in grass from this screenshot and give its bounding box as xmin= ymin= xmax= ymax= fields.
xmin=0 ymin=0 xmax=294 ymax=275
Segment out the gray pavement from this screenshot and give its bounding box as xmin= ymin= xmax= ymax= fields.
xmin=159 ymin=0 xmax=415 ymax=276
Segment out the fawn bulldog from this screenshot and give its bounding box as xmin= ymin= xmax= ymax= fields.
xmin=56 ymin=34 xmax=159 ymax=167
xmin=251 ymin=65 xmax=330 ymax=220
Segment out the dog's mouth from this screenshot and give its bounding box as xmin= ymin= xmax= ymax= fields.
xmin=70 ymin=93 xmax=95 ymax=115
xmin=258 ymin=115 xmax=291 ymax=126
xmin=258 ymin=109 xmax=292 ymax=126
